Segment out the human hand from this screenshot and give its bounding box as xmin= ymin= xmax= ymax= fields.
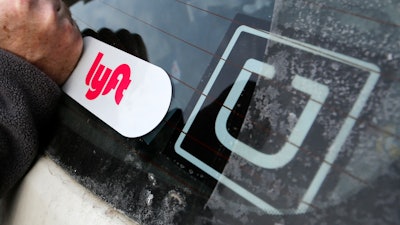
xmin=0 ymin=0 xmax=83 ymax=85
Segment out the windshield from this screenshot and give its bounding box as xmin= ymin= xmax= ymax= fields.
xmin=49 ymin=0 xmax=400 ymax=224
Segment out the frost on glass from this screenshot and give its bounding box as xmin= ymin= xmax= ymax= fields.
xmin=204 ymin=0 xmax=399 ymax=224
xmin=54 ymin=0 xmax=399 ymax=224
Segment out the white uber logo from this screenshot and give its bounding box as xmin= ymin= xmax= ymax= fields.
xmin=175 ymin=25 xmax=380 ymax=214
xmin=215 ymin=58 xmax=329 ymax=169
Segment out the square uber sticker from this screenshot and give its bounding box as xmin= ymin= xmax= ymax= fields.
xmin=174 ymin=15 xmax=380 ymax=215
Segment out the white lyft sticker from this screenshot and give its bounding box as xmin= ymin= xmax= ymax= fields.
xmin=63 ymin=37 xmax=172 ymax=138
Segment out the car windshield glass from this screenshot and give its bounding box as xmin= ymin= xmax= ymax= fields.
xmin=48 ymin=0 xmax=399 ymax=224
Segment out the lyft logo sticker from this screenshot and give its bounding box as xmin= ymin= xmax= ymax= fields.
xmin=63 ymin=37 xmax=172 ymax=138
xmin=85 ymin=52 xmax=131 ymax=105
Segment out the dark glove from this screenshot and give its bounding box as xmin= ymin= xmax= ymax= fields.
xmin=82 ymin=28 xmax=148 ymax=62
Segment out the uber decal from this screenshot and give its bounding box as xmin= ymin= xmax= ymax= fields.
xmin=174 ymin=15 xmax=380 ymax=215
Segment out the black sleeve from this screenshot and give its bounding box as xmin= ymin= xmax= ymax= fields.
xmin=0 ymin=49 xmax=61 ymax=197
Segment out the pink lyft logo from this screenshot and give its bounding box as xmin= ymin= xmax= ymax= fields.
xmin=85 ymin=52 xmax=131 ymax=105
